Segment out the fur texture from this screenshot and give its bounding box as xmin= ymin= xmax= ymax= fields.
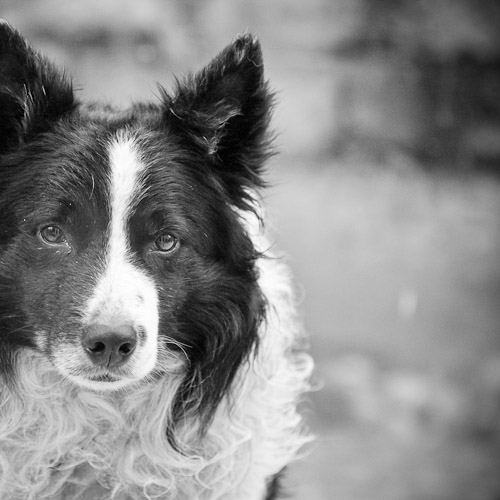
xmin=0 ymin=21 xmax=313 ymax=500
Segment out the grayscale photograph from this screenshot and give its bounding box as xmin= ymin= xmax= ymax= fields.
xmin=0 ymin=1 xmax=499 ymax=499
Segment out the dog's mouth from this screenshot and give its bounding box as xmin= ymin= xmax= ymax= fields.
xmin=87 ymin=372 xmax=122 ymax=383
xmin=64 ymin=368 xmax=140 ymax=391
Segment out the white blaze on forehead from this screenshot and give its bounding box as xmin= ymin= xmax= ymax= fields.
xmin=81 ymin=133 xmax=159 ymax=383
xmin=108 ymin=133 xmax=145 ymax=258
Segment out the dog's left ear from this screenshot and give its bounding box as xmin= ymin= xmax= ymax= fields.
xmin=165 ymin=35 xmax=274 ymax=208
xmin=0 ymin=21 xmax=75 ymax=153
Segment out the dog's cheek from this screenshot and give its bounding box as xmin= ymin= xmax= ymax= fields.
xmin=163 ymin=254 xmax=262 ymax=426
xmin=19 ymin=263 xmax=95 ymax=352
xmin=145 ymin=257 xmax=189 ymax=367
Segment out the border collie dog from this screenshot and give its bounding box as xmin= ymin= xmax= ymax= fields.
xmin=0 ymin=22 xmax=312 ymax=500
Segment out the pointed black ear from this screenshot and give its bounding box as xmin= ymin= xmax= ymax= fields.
xmin=0 ymin=21 xmax=75 ymax=153
xmin=165 ymin=34 xmax=274 ymax=208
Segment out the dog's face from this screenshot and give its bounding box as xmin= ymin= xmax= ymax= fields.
xmin=0 ymin=22 xmax=271 ymax=422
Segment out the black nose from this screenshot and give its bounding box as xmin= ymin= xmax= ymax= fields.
xmin=82 ymin=324 xmax=137 ymax=368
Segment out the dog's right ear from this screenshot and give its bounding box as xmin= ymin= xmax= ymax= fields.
xmin=0 ymin=21 xmax=75 ymax=153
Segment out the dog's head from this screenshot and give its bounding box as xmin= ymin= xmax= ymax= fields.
xmin=0 ymin=22 xmax=272 ymax=425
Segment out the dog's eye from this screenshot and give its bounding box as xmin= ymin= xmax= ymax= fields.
xmin=39 ymin=225 xmax=67 ymax=245
xmin=154 ymin=233 xmax=178 ymax=253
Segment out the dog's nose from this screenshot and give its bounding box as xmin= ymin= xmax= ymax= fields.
xmin=82 ymin=324 xmax=137 ymax=368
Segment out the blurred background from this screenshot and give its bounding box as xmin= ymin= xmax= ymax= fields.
xmin=1 ymin=1 xmax=500 ymax=498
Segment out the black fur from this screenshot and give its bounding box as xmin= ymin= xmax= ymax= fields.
xmin=0 ymin=20 xmax=75 ymax=153
xmin=164 ymin=34 xmax=275 ymax=211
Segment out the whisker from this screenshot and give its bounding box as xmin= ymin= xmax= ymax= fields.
xmin=163 ymin=337 xmax=191 ymax=361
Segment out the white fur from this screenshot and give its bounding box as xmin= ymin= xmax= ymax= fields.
xmin=58 ymin=134 xmax=160 ymax=390
xmin=0 ymin=202 xmax=313 ymax=500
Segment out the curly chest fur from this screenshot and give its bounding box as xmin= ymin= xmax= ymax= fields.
xmin=0 ymin=253 xmax=312 ymax=500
